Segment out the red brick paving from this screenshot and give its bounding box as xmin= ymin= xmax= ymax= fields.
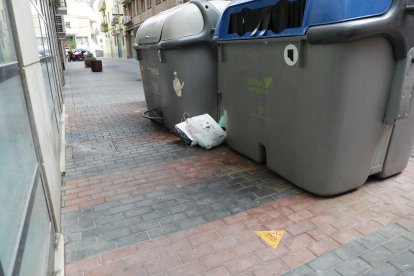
xmin=62 ymin=147 xmax=257 ymax=213
xmin=66 ymin=159 xmax=414 ymax=275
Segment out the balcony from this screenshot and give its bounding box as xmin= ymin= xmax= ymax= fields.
xmin=55 ymin=0 xmax=67 ymax=15
xmin=122 ymin=16 xmax=132 ymax=26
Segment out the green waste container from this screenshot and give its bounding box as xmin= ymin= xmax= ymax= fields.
xmin=134 ymin=0 xmax=230 ymax=130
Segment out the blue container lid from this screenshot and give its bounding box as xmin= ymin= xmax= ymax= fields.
xmin=216 ymin=0 xmax=393 ymax=40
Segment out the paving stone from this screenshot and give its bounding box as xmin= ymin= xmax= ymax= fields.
xmin=128 ymin=219 xmax=160 ymax=233
xmin=388 ymin=250 xmax=414 ymax=271
xmin=169 ymin=203 xmax=196 ymax=215
xmin=319 ymin=270 xmax=341 ymax=276
xmin=82 ymin=241 xmax=117 ymax=259
xmin=361 ymin=246 xmax=395 ymax=266
xmin=378 ymin=224 xmax=408 ymax=239
xmin=80 ymin=227 xmax=102 ymax=239
xmin=308 ymin=252 xmax=343 ymax=273
xmin=358 ymin=232 xmax=387 ymax=249
xmin=142 ymin=210 xmax=170 ymax=221
xmin=178 ymin=216 xmax=207 ymax=229
xmin=332 ymin=241 xmax=367 ymax=260
xmin=403 ymin=269 xmax=414 ymax=276
xmin=93 ymin=201 xmax=120 ymax=212
xmin=95 ymin=213 xmax=124 ymax=225
xmin=111 ymin=216 xmax=141 ymax=229
xmin=64 ymin=220 xmax=96 ymax=234
xmin=149 ymin=224 xmax=181 ymax=239
xmin=281 ymin=264 xmax=315 ymax=276
xmin=151 ymin=200 xmax=179 ymax=211
xmin=334 ymin=258 xmax=371 ymax=276
xmin=66 ymin=233 xmax=82 ymax=243
xmin=65 ymin=237 xmax=99 ymax=251
xmin=65 ymin=249 xmax=83 ymax=263
xmin=364 ymin=262 xmax=401 ymax=276
xmin=203 ymin=210 xmax=233 ymax=222
xmin=383 ymin=236 xmax=414 ymax=253
xmin=116 ymin=232 xmax=150 ymax=248
xmin=124 ymin=206 xmax=152 ymax=218
xmin=100 ymin=228 xmax=130 ymax=241
xmin=108 ymin=203 xmax=136 ymax=215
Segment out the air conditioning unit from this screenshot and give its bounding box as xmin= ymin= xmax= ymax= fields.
xmin=123 ymin=16 xmax=132 ymax=25
xmin=176 ymin=0 xmax=184 ymax=5
xmin=55 ymin=15 xmax=66 ymax=39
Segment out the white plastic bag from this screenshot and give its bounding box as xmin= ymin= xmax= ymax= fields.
xmin=186 ymin=114 xmax=226 ymax=149
xmin=174 ymin=121 xmax=197 ymax=146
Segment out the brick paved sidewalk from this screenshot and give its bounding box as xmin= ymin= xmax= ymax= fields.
xmin=62 ymin=59 xmax=414 ymax=275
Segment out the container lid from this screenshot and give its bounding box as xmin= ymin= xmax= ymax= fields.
xmin=216 ymin=0 xmax=393 ymax=41
xmin=136 ymin=2 xmax=207 ymax=45
xmin=160 ymin=3 xmax=204 ymax=42
xmin=209 ymin=0 xmax=230 ymax=14
xmin=136 ymin=6 xmax=180 ymax=44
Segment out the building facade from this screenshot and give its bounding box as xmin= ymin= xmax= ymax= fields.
xmin=99 ymin=0 xmax=128 ymax=58
xmin=99 ymin=0 xmax=187 ymax=59
xmin=64 ymin=0 xmax=101 ymax=55
xmin=122 ymin=0 xmax=189 ymax=59
xmin=0 ymin=0 xmax=65 ymax=275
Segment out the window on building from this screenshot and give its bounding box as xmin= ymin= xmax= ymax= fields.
xmin=65 ymin=21 xmax=71 ymax=28
xmin=140 ymin=0 xmax=145 ymax=13
xmin=0 ymin=3 xmax=16 ymax=63
xmin=146 ymin=0 xmax=151 ymax=9
xmin=0 ymin=1 xmax=53 ymax=275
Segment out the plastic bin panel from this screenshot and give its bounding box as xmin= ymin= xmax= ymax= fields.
xmin=220 ymin=37 xmax=394 ymax=195
xmin=139 ymin=49 xmax=167 ymax=115
xmin=161 ymin=46 xmax=218 ymax=130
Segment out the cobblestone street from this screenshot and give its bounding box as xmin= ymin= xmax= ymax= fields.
xmin=63 ymin=59 xmax=414 ymax=275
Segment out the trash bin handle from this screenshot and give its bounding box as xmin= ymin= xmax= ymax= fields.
xmin=143 ymin=109 xmax=164 ymax=121
xmin=406 ymin=3 xmax=414 ymax=14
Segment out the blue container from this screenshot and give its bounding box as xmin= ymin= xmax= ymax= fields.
xmin=217 ymin=0 xmax=392 ymax=40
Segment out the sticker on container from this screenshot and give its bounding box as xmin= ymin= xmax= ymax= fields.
xmin=173 ymin=71 xmax=185 ymax=97
xmin=140 ymin=65 xmax=144 ymax=79
xmin=247 ymin=76 xmax=273 ymax=94
xmin=255 ymin=230 xmax=285 ymax=249
xmin=284 ymin=44 xmax=298 ymax=66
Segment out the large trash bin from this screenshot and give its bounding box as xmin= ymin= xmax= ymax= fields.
xmin=216 ymin=0 xmax=414 ymax=196
xmin=134 ymin=0 xmax=230 ymax=131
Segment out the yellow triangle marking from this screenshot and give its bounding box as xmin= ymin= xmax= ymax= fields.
xmin=255 ymin=230 xmax=285 ymax=249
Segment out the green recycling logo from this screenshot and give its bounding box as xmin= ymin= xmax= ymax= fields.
xmin=247 ymin=76 xmax=273 ymax=94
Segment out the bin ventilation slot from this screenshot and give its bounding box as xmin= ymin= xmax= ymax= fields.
xmin=228 ymin=0 xmax=306 ymax=37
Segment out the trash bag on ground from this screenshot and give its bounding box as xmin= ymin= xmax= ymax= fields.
xmin=174 ymin=113 xmax=226 ymax=149
xmin=186 ymin=114 xmax=226 ymax=149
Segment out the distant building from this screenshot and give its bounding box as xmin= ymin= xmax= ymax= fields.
xmin=100 ymin=0 xmax=189 ymax=59
xmin=64 ymin=0 xmax=100 ymax=54
xmin=98 ymin=0 xmax=128 ymax=58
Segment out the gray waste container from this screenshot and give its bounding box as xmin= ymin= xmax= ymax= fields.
xmin=216 ymin=0 xmax=414 ymax=196
xmin=134 ymin=0 xmax=229 ymax=131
